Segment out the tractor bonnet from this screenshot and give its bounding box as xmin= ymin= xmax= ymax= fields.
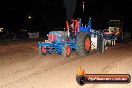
xmin=48 ymin=31 xmax=67 ymax=42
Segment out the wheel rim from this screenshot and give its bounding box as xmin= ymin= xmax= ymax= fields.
xmin=66 ymin=46 xmax=71 ymax=56
xmin=85 ymin=38 xmax=90 ymax=51
xmin=41 ymin=46 xmax=46 ymax=53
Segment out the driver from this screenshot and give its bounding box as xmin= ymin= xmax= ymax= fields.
xmin=69 ymin=20 xmax=75 ymax=38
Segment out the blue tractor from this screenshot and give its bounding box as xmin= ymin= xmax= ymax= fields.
xmin=38 ymin=18 xmax=104 ymax=57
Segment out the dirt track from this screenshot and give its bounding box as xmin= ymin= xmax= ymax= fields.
xmin=0 ymin=41 xmax=132 ymax=88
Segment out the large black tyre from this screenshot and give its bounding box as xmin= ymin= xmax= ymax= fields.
xmin=76 ymin=32 xmax=91 ymax=56
xmin=76 ymin=75 xmax=86 ymax=85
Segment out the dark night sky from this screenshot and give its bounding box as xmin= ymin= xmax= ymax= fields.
xmin=0 ymin=0 xmax=132 ymax=32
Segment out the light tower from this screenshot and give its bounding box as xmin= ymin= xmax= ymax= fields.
xmin=82 ymin=1 xmax=85 ymax=14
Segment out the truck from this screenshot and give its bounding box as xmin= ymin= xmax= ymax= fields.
xmin=104 ymin=20 xmax=131 ymax=44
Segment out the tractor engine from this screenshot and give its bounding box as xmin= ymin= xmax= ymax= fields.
xmin=46 ymin=31 xmax=67 ymax=43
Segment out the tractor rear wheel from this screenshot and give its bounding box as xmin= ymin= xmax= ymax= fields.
xmin=76 ymin=32 xmax=91 ymax=56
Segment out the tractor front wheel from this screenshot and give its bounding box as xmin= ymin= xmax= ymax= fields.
xmin=62 ymin=44 xmax=71 ymax=58
xmin=39 ymin=46 xmax=47 ymax=55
